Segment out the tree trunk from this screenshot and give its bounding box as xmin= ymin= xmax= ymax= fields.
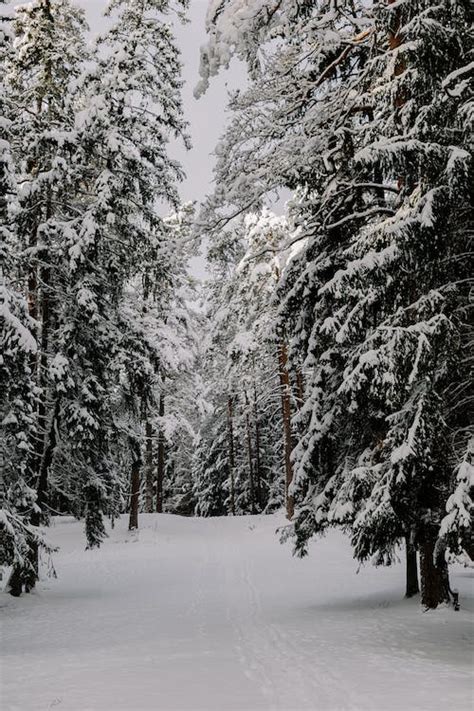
xmin=227 ymin=395 xmax=236 ymax=516
xmin=405 ymin=535 xmax=419 ymax=598
xmin=29 ymin=263 xmax=56 ymax=529
xmin=29 ymin=273 xmax=49 ymax=494
xmin=36 ymin=397 xmax=60 ymax=519
xmin=7 ymin=566 xmax=23 ymax=598
xmin=28 ymin=397 xmax=60 ymax=589
xmin=388 ymin=0 xmax=408 ymax=190
xmin=156 ymin=395 xmax=165 ymax=514
xmin=252 ymin=380 xmax=262 ymax=508
xmin=388 ymin=1 xmax=406 ymax=84
xmin=295 ymin=368 xmax=304 ymax=411
xmin=278 ymin=342 xmax=294 ymax=520
xmin=144 ymin=421 xmax=154 ymax=513
xmin=129 ymin=459 xmax=141 ymax=531
xmin=244 ymin=391 xmax=256 ymax=514
xmin=27 ymin=27 xmax=54 ymax=489
xmin=419 ymin=536 xmax=450 ymax=609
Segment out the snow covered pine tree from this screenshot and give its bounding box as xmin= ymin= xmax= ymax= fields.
xmin=2 ymin=0 xmax=90 ymax=590
xmin=1 ymin=0 xmax=190 ymax=590
xmin=1 ymin=0 xmax=44 ymax=595
xmin=197 ymin=0 xmax=473 ymax=608
xmin=294 ymin=0 xmax=474 ymax=610
xmin=69 ymin=0 xmax=189 ymax=539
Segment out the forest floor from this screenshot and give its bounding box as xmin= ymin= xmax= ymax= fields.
xmin=1 ymin=512 xmax=473 ymax=711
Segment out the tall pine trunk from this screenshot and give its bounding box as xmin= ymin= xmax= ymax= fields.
xmin=155 ymin=395 xmax=165 ymax=513
xmin=419 ymin=536 xmax=450 ymax=609
xmin=28 ymin=396 xmax=60 ymax=591
xmin=29 ymin=251 xmax=56 ymax=584
xmin=244 ymin=391 xmax=256 ymax=513
xmin=388 ymin=0 xmax=422 ymax=605
xmin=144 ymin=421 xmax=154 ymax=513
xmin=128 ymin=459 xmax=140 ymax=530
xmin=405 ymin=535 xmax=419 ymax=598
xmin=27 ymin=262 xmax=42 ymax=484
xmin=253 ymin=379 xmax=262 ymax=508
xmin=24 ymin=191 xmax=44 ymax=593
xmin=35 ymin=388 xmax=59 ymax=522
xmin=278 ymin=342 xmax=294 ymax=520
xmin=35 ymin=274 xmax=51 ymax=514
xmin=23 ymin=4 xmax=57 ymax=540
xmin=227 ymin=395 xmax=236 ymax=515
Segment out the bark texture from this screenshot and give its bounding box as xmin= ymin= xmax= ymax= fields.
xmin=405 ymin=536 xmax=419 ymax=598
xmin=244 ymin=391 xmax=256 ymax=513
xmin=278 ymin=343 xmax=294 ymax=520
xmin=156 ymin=395 xmax=165 ymax=514
xmin=144 ymin=421 xmax=154 ymax=513
xmin=129 ymin=459 xmax=141 ymax=531
xmin=7 ymin=566 xmax=23 ymax=597
xmin=420 ymin=537 xmax=450 ymax=609
xmin=227 ymin=395 xmax=236 ymax=516
xmin=253 ymin=381 xmax=262 ymax=508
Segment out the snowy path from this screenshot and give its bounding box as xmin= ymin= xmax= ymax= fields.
xmin=1 ymin=514 xmax=473 ymax=711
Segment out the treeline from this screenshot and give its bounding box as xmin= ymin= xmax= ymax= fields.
xmin=1 ymin=0 xmax=199 ymax=595
xmin=191 ymin=0 xmax=473 ymax=609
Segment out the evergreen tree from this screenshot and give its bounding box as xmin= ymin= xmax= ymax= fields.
xmin=193 ymin=412 xmax=229 ymax=517
xmin=228 ymin=210 xmax=294 ymax=514
xmin=199 ymin=0 xmax=473 ymax=607
xmin=2 ymin=0 xmax=191 ymax=579
xmin=62 ymin=0 xmax=189 ymax=541
xmin=285 ymin=0 xmax=473 ymax=608
xmin=5 ymin=0 xmax=91 ymax=577
xmin=0 ymin=0 xmax=50 ymax=594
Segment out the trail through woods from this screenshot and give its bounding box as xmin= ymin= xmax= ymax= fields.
xmin=1 ymin=514 xmax=473 ymax=710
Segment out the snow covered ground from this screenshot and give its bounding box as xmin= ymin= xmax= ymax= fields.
xmin=1 ymin=513 xmax=473 ymax=711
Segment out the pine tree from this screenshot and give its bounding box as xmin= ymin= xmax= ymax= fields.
xmin=62 ymin=0 xmax=189 ymax=541
xmin=4 ymin=0 xmax=91 ymax=580
xmin=193 ymin=413 xmax=229 ymax=517
xmin=111 ymin=204 xmax=199 ymax=521
xmin=199 ymin=0 xmax=473 ymax=607
xmin=274 ymin=0 xmax=472 ymax=608
xmin=3 ymin=0 xmax=190 ymax=566
xmin=309 ymin=0 xmax=473 ymax=608
xmin=228 ymin=210 xmax=296 ymax=515
xmin=0 ymin=1 xmax=49 ymax=594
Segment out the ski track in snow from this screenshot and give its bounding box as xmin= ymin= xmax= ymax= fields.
xmin=1 ymin=513 xmax=473 ymax=711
